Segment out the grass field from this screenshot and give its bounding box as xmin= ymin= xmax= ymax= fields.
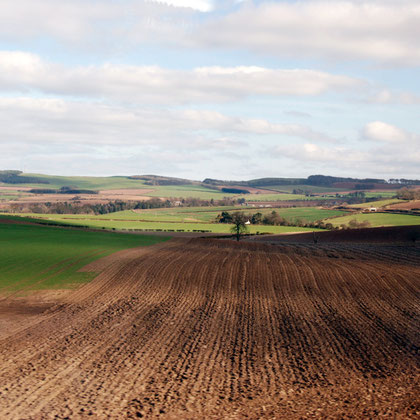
xmin=237 ymin=193 xmax=310 ymax=201
xmin=363 ymin=191 xmax=398 ymax=198
xmin=2 ymin=174 xmax=336 ymax=202
xmin=0 ymin=190 xmax=28 ymax=201
xmin=12 ymin=208 xmax=418 ymax=232
xmin=5 ymin=175 xmax=308 ymax=201
xmin=126 ymin=185 xmax=310 ymax=201
xmin=104 ymin=207 xmax=346 ymax=223
xmin=8 ymin=206 xmax=344 ymax=233
xmin=13 ymin=174 xmax=151 ymax=190
xmin=21 ymin=216 xmax=321 ymax=234
xmin=6 ymin=213 xmax=321 ymax=234
xmin=0 ymin=219 xmax=169 ymax=294
xmin=146 ymin=185 xmax=230 ymax=200
xmin=348 ymin=199 xmax=403 ymax=209
xmin=261 ymin=184 xmax=349 ymax=193
xmin=327 ymin=212 xmax=420 ymax=228
xmin=2 ymin=174 xmax=400 ymax=204
xmin=0 ymin=194 xmax=22 ymax=201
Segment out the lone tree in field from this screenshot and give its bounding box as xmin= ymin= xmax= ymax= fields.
xmin=230 ymin=212 xmax=248 ymax=241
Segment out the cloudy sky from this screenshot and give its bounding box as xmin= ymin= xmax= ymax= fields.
xmin=1 ymin=0 xmax=419 ymax=180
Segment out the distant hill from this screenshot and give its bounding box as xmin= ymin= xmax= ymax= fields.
xmin=129 ymin=175 xmax=198 ymax=186
xmin=0 ymin=170 xmax=50 ymax=185
xmin=1 ymin=171 xmax=419 ymax=191
xmin=203 ymin=177 xmax=305 ymax=187
xmin=203 ymin=175 xmax=420 ymax=189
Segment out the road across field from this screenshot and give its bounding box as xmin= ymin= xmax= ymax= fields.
xmin=0 ymin=239 xmax=419 ymax=418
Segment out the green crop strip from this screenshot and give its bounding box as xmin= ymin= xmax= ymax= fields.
xmin=0 ymin=219 xmax=169 ymax=294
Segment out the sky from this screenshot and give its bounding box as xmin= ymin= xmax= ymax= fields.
xmin=0 ymin=0 xmax=419 ymax=180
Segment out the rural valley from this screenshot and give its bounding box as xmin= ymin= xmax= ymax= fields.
xmin=0 ymin=171 xmax=419 ymax=418
xmin=1 ymin=0 xmax=420 ymax=417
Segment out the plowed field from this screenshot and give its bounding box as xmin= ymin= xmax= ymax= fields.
xmin=0 ymin=239 xmax=419 ymax=419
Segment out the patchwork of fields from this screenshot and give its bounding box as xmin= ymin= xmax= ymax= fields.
xmin=6 ymin=206 xmax=349 ymax=234
xmin=1 ymin=173 xmax=402 ymax=203
xmin=11 ymin=174 xmax=151 ymax=190
xmin=7 ymin=205 xmax=420 ymax=233
xmin=18 ymin=206 xmax=346 ymax=222
xmin=9 ymin=216 xmax=320 ymax=234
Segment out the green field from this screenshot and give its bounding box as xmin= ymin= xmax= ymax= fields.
xmin=1 ymin=174 xmax=328 ymax=202
xmin=0 ymin=218 xmax=169 ymax=294
xmin=108 ymin=184 xmax=309 ymax=201
xmin=10 ymin=173 xmax=151 ymax=190
xmin=146 ymin=185 xmax=230 ymax=200
xmin=10 ymin=206 xmax=345 ymax=232
xmin=3 ymin=173 xmax=400 ymax=203
xmin=0 ymin=190 xmax=28 ymax=201
xmin=261 ymin=184 xmax=349 ymax=194
xmin=237 ymin=193 xmax=309 ymax=201
xmin=363 ymin=191 xmax=398 ymax=198
xmin=8 ymin=211 xmax=321 ymax=234
xmin=327 ymin=212 xmax=420 ymax=228
xmin=100 ymin=206 xmax=346 ymax=223
xmin=348 ymin=199 xmax=403 ymax=209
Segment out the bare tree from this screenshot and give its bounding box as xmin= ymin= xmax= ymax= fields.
xmin=230 ymin=212 xmax=248 ymax=241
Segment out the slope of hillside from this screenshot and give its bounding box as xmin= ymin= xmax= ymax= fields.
xmin=0 ymin=239 xmax=419 ymax=418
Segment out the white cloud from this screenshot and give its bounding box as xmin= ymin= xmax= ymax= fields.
xmin=0 ymin=52 xmax=363 ymax=104
xmin=368 ymin=89 xmax=420 ymax=105
xmin=270 ymin=139 xmax=420 ymax=177
xmin=0 ymin=97 xmax=335 ymax=147
xmin=1 ymin=95 xmax=418 ymax=178
xmin=0 ymin=0 xmax=196 ymax=47
xmin=0 ymin=2 xmax=418 ymax=179
xmin=1 ymin=1 xmax=419 ymax=67
xmin=180 ymin=109 xmax=336 ymax=142
xmin=0 ymin=96 xmax=345 ymax=178
xmin=197 ymin=0 xmax=420 ymax=66
xmin=147 ymin=0 xmax=213 ymax=12
xmin=363 ymin=121 xmax=410 ymax=142
xmin=275 ymin=143 xmax=367 ymax=164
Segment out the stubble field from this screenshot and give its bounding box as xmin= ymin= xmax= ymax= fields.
xmin=0 ymin=235 xmax=419 ymax=419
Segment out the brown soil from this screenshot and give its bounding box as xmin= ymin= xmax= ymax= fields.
xmin=0 ymin=290 xmax=70 ymax=340
xmin=251 ymin=225 xmax=420 ymax=244
xmin=387 ymin=200 xmax=420 ymax=211
xmin=0 ymin=218 xmax=36 ymax=225
xmin=98 ymin=188 xmax=154 ymax=196
xmin=2 ymin=188 xmax=155 ymax=207
xmin=0 ymin=186 xmax=32 ymax=191
xmin=0 ymin=239 xmax=419 ymax=419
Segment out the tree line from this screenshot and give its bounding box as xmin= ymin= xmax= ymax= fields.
xmin=0 ymin=170 xmax=49 ymax=184
xmin=396 ymin=188 xmax=420 ymax=200
xmin=9 ymin=199 xmax=172 ymax=215
xmin=216 ymin=210 xmax=335 ymax=230
xmin=6 ymin=196 xmax=245 ymax=215
xmin=29 ymin=186 xmax=98 ymax=195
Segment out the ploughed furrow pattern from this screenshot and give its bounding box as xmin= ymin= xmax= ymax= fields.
xmin=0 ymin=239 xmax=419 ymax=419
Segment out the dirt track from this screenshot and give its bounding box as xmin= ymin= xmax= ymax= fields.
xmin=0 ymin=239 xmax=419 ymax=419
